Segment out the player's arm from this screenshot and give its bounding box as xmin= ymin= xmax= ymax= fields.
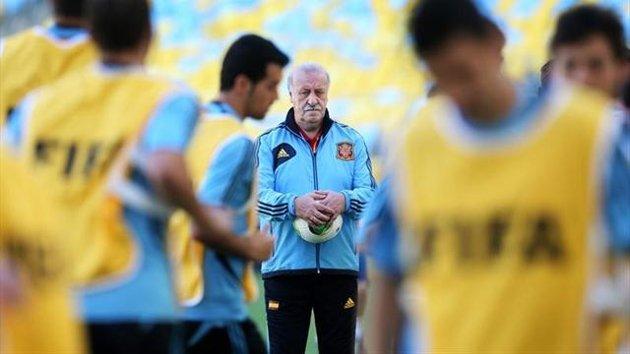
xmin=146 ymin=153 xmax=271 ymax=261
xmin=0 ymin=255 xmax=23 ymax=309
xmin=362 ymin=179 xmax=405 ymax=354
xmin=604 ymin=118 xmax=630 ymax=255
xmin=339 ymin=138 xmax=377 ymax=220
xmin=141 ymin=92 xmax=272 ymax=262
xmin=196 ymin=135 xmax=266 ymax=260
xmin=367 ymin=266 xmax=403 ymax=354
xmin=603 ymin=117 xmax=630 ymax=315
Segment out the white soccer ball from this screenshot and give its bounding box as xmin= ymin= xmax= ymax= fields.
xmin=293 ymin=215 xmax=343 ymax=244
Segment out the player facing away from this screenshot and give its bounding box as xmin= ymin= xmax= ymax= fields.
xmin=0 ymin=149 xmax=87 ymax=354
xmin=0 ymin=0 xmax=97 ymax=121
xmin=366 ymin=0 xmax=628 ymax=353
xmin=168 ymin=34 xmax=289 ymax=354
xmin=3 ymin=0 xmax=273 ymax=353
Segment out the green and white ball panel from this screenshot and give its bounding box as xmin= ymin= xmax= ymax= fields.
xmin=293 ymin=215 xmax=343 ymax=244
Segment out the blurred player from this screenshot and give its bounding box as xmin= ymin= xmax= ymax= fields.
xmin=550 ymin=5 xmax=630 ymax=352
xmin=361 ymin=82 xmax=442 ymax=354
xmin=0 ymin=0 xmax=97 ymax=121
xmin=550 ymin=4 xmax=627 ymax=100
xmin=366 ymin=0 xmax=628 ymax=353
xmin=3 ymin=0 xmax=273 ymax=353
xmin=169 ymin=34 xmax=289 ymax=354
xmin=0 ymin=148 xmax=86 ymax=354
xmin=362 ymin=178 xmax=405 ymax=353
xmin=353 ymin=252 xmax=368 ymax=354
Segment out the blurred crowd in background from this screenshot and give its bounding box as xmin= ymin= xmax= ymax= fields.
xmin=3 ymin=0 xmax=627 ymax=136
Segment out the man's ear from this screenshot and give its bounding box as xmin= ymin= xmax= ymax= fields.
xmin=234 ymin=74 xmax=252 ymax=94
xmin=488 ymin=23 xmax=506 ymax=55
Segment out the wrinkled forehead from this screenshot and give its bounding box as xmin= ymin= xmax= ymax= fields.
xmin=291 ymin=70 xmax=329 ymax=91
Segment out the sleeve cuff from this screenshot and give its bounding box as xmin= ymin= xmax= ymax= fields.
xmin=341 ymin=191 xmax=352 ymax=212
xmin=288 ymin=195 xmax=297 ymax=216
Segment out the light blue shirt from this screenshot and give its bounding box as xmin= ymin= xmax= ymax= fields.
xmin=80 ymin=63 xmax=199 ymax=322
xmin=183 ymin=101 xmax=254 ymax=324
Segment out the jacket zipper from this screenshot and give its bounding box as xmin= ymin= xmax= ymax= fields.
xmin=293 ymin=129 xmax=324 ymax=275
xmin=311 ymin=150 xmax=321 ymax=274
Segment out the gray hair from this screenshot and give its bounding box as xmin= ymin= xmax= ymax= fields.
xmin=287 ymin=62 xmax=331 ymax=93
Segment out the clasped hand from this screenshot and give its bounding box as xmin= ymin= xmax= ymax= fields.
xmin=295 ymin=190 xmax=345 ymax=227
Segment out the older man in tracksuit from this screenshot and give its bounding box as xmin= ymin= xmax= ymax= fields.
xmin=256 ymin=63 xmax=376 ymax=354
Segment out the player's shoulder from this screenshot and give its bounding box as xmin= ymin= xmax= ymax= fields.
xmin=202 ymin=111 xmax=240 ymax=123
xmin=222 ymin=133 xmax=256 ymax=153
xmin=203 ymin=103 xmax=242 ymax=122
xmin=1 ymin=26 xmax=40 ymax=53
xmin=332 ymin=119 xmax=368 ymax=145
xmin=123 ymin=69 xmax=200 ymax=109
xmin=548 ymin=83 xmax=615 ymax=134
xmin=200 ymin=111 xmax=247 ymax=136
xmin=28 ymin=65 xmax=92 ymax=102
xmin=94 ymin=64 xmax=193 ymax=96
xmin=242 ymin=120 xmax=263 ymax=140
xmin=257 ymin=122 xmax=287 ymax=144
xmin=552 ymin=84 xmax=610 ymax=118
xmin=132 ymin=67 xmax=193 ymax=93
xmin=1 ymin=26 xmax=90 ymax=57
xmin=405 ymin=95 xmax=449 ymax=136
xmin=570 ymin=83 xmax=610 ymax=110
xmin=1 ymin=27 xmax=40 ymax=63
xmin=163 ymin=82 xmax=198 ymax=105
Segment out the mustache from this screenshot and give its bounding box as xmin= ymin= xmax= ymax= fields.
xmin=303 ymin=104 xmax=322 ymax=112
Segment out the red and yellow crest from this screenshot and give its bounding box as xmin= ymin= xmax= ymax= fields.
xmin=336 ymin=142 xmax=355 ymax=161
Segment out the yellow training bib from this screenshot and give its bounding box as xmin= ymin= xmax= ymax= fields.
xmin=15 ymin=66 xmax=180 ymax=286
xmin=0 ymin=150 xmax=86 ymax=354
xmin=0 ymin=26 xmax=97 ymax=120
xmin=397 ymin=87 xmax=614 ymax=353
xmin=168 ymin=112 xmax=258 ymax=304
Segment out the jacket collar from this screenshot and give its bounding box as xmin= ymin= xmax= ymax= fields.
xmin=284 ymin=107 xmax=334 ymax=138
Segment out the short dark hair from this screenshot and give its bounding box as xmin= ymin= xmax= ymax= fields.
xmin=220 ymin=34 xmax=290 ymax=91
xmin=53 ymin=0 xmax=86 ymax=18
xmin=88 ymin=0 xmax=151 ymax=53
xmin=408 ymin=0 xmax=500 ymax=58
xmin=550 ymin=4 xmax=626 ymax=61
